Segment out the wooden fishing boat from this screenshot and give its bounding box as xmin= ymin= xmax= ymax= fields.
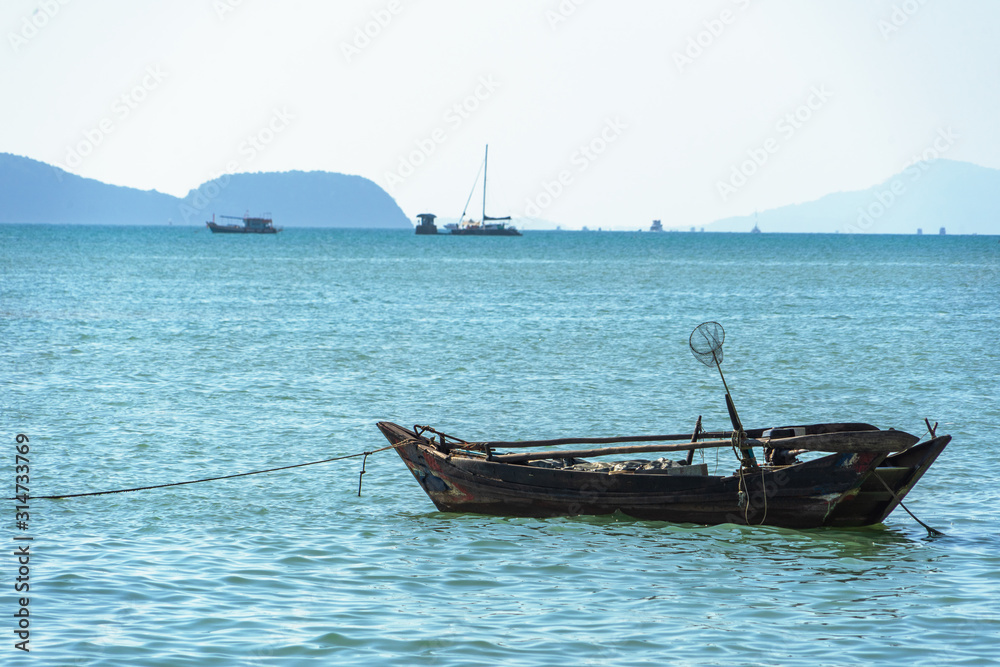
xmin=376 ymin=323 xmax=948 ymax=529
xmin=375 ymin=421 xmax=949 ymax=529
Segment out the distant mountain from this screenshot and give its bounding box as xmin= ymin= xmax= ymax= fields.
xmin=0 ymin=153 xmax=179 ymax=225
xmin=0 ymin=153 xmax=411 ymax=228
xmin=178 ymin=170 xmax=409 ymax=228
xmin=707 ymin=159 xmax=1000 ymax=235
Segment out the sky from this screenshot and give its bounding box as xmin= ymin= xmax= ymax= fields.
xmin=3 ymin=0 xmax=999 ymax=230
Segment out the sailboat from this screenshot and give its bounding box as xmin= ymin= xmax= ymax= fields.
xmin=444 ymin=145 xmax=521 ymax=236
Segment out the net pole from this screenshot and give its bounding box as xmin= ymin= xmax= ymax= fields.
xmin=713 ymin=351 xmax=731 ymax=398
xmin=713 ymin=351 xmax=756 ymax=467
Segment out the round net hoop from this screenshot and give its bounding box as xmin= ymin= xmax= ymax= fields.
xmin=689 ymin=321 xmax=725 ymax=368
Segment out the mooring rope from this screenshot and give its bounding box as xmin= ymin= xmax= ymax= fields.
xmin=10 ymin=441 xmax=414 ymax=501
xmin=14 ymin=435 xmax=946 ymax=539
xmin=871 ymin=470 xmax=945 ymax=537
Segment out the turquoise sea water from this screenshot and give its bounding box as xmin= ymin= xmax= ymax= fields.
xmin=2 ymin=225 xmax=999 ymax=666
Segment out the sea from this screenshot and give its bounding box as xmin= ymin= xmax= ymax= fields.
xmin=2 ymin=224 xmax=999 ymax=666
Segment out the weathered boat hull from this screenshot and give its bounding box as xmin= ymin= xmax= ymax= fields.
xmin=824 ymin=435 xmax=949 ymax=527
xmin=376 ymin=422 xmax=949 ymax=529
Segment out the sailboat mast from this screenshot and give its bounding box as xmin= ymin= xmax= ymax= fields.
xmin=482 ymin=144 xmax=489 ymax=221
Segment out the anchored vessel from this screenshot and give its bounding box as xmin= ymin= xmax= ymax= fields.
xmin=206 ymin=212 xmax=280 ymax=234
xmin=414 ymin=213 xmax=439 ymax=235
xmin=376 ymin=421 xmax=947 ymax=528
xmin=376 ymin=323 xmax=948 ymax=528
xmin=442 ymin=145 xmax=521 ymax=236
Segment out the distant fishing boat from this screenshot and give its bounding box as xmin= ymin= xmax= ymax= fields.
xmin=650 ymin=219 xmax=664 ymax=232
xmin=443 ymin=145 xmax=521 ymax=236
xmin=206 ymin=212 xmax=280 ymax=234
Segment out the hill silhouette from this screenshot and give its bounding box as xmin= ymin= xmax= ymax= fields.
xmin=707 ymin=159 xmax=1000 ymax=235
xmin=0 ymin=153 xmax=410 ymax=228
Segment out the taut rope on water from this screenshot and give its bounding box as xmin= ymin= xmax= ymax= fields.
xmin=15 ymin=435 xmax=947 ymax=538
xmin=9 ymin=441 xmax=417 ymax=501
xmin=871 ymin=471 xmax=945 ymax=538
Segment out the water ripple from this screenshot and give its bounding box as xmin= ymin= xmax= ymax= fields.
xmin=2 ymin=227 xmax=998 ymax=665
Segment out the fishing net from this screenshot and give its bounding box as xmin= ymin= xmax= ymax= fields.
xmin=689 ymin=321 xmax=755 ymax=467
xmin=689 ymin=321 xmax=725 ymax=368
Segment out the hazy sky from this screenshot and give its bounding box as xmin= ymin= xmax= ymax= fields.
xmin=3 ymin=0 xmax=998 ymax=229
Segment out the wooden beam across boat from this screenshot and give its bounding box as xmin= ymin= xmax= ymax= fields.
xmin=490 ymin=430 xmax=918 ymax=464
xmin=491 ymin=438 xmax=736 ymax=463
xmin=473 ymin=432 xmax=729 ymax=450
xmin=468 ymin=422 xmax=880 ymax=450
